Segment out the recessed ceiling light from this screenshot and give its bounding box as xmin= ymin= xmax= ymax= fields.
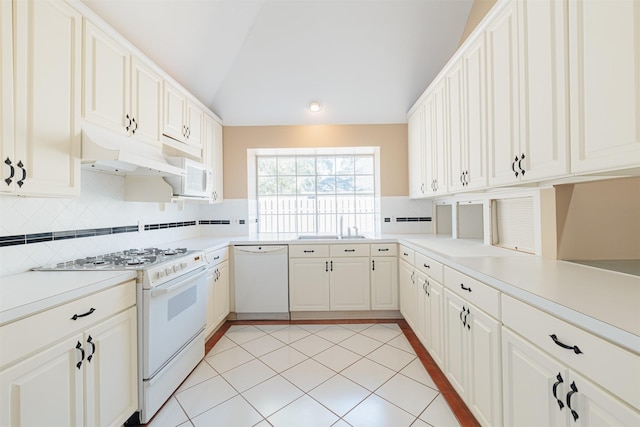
xmin=308 ymin=100 xmax=322 ymax=113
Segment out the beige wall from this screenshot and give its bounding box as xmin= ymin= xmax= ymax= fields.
xmin=555 ymin=177 xmax=640 ymax=260
xmin=458 ymin=0 xmax=498 ymax=46
xmin=223 ymin=124 xmax=408 ymax=199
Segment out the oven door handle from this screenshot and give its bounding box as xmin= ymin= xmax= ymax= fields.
xmin=150 ymin=267 xmax=207 ymax=296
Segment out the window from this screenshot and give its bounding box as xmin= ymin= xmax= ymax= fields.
xmin=254 ymin=150 xmax=379 ymax=235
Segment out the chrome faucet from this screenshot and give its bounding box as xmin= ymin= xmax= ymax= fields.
xmin=353 ymin=226 xmax=358 ymax=236
xmin=339 ymin=216 xmax=344 ymax=237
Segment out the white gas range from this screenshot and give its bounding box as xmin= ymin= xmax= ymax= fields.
xmin=35 ymin=247 xmax=208 ymax=424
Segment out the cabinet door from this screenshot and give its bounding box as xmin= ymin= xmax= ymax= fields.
xmin=517 ymin=0 xmax=569 ymax=182
xmin=84 ymin=307 xmax=137 ymax=427
xmin=443 ymin=290 xmax=467 ymax=399
xmin=205 ymin=269 xmax=216 ymax=337
xmin=487 ymin=0 xmax=521 ymax=186
xmin=186 ymin=101 xmax=203 ymax=148
xmin=568 ymin=371 xmax=640 ymax=427
xmin=214 ymin=261 xmax=230 ymax=326
xmin=204 ymin=116 xmax=224 ymax=203
xmin=370 ymin=257 xmax=398 ymax=310
xmin=0 ymin=334 xmax=84 ymax=427
xmin=399 ymin=260 xmax=417 ymax=329
xmin=427 ymin=280 xmax=445 ymax=369
xmin=447 ymin=58 xmax=466 ymax=193
xmin=463 ymin=32 xmax=488 ymax=191
xmin=502 ymin=328 xmax=567 ymax=427
xmin=289 ymin=258 xmax=330 ymax=311
xmin=83 ymin=20 xmax=130 ymax=135
xmin=130 ymin=56 xmax=163 ymax=146
xmin=408 ymin=104 xmax=426 ymax=198
xmin=0 ymin=0 xmax=13 ymax=191
xmin=163 ymin=81 xmax=187 ymax=142
xmin=569 ymin=0 xmax=640 ymax=173
xmin=12 ymin=0 xmax=81 ymax=196
xmin=330 ymin=257 xmax=370 ymax=311
xmin=416 ymin=271 xmax=429 ymax=345
xmin=466 ymin=304 xmax=502 ymax=427
xmin=432 ymin=81 xmax=448 ymax=195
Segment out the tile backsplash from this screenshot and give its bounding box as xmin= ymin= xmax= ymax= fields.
xmin=0 ymin=171 xmax=432 ymax=276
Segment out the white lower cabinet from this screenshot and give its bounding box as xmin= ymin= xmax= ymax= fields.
xmin=370 ymin=244 xmax=398 ymax=310
xmin=329 ymin=257 xmax=370 ymax=311
xmin=0 ymin=283 xmax=137 ymax=427
xmin=399 ymin=257 xmax=418 ymax=329
xmin=205 ymin=247 xmax=230 ymax=337
xmin=502 ymin=328 xmax=640 ymax=427
xmin=419 ymin=275 xmax=445 ymax=369
xmin=444 ymin=289 xmax=502 ymax=427
xmin=289 ymin=244 xmax=381 ymax=312
xmin=289 ymin=257 xmax=331 ymax=311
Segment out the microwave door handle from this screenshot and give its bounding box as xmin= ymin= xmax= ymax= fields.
xmin=150 ymin=268 xmax=207 ymax=296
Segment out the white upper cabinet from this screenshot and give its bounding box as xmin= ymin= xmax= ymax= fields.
xmin=163 ymin=80 xmax=204 ymax=154
xmin=130 ymin=57 xmax=163 ymax=145
xmin=83 ymin=20 xmax=130 ymax=135
xmin=2 ymin=0 xmax=81 ymax=197
xmin=516 ymin=0 xmax=569 ymax=182
xmin=84 ymin=20 xmax=163 ymax=146
xmin=1 ymin=0 xmax=13 ymax=190
xmin=568 ymin=0 xmax=640 ymax=174
xmin=448 ymin=31 xmax=488 ymax=193
xmin=203 ymin=115 xmax=224 ymax=203
xmin=463 ymin=32 xmax=488 ymax=191
xmin=431 ymin=81 xmax=448 ymax=195
xmin=488 ymin=0 xmax=569 ymax=186
xmin=408 ymin=103 xmax=427 ymax=198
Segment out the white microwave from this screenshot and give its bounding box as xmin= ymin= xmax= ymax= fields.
xmin=164 ymin=157 xmax=213 ymax=198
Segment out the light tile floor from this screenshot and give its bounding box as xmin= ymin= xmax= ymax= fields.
xmin=147 ymin=323 xmax=461 ymax=427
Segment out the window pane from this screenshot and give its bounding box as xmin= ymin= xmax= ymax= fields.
xmin=336 ymin=176 xmax=355 ymax=193
xmin=278 ymin=177 xmax=296 ymax=194
xmin=258 ymin=177 xmax=278 ymax=195
xmin=258 ymin=157 xmax=277 ymax=176
xmin=278 ymin=157 xmax=296 ymax=175
xmin=297 ymin=157 xmax=315 ymax=175
xmin=336 ymin=156 xmax=354 ymax=174
xmin=355 ymin=156 xmax=373 ymax=174
xmin=256 ymin=153 xmax=377 ymax=235
xmin=297 ymin=176 xmax=316 ymax=194
xmin=356 ymin=175 xmax=374 ymax=193
xmin=317 ymin=176 xmax=335 ymax=193
xmin=317 ymin=157 xmax=335 ymax=175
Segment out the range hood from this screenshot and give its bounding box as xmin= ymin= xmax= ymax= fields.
xmin=81 ymin=122 xmax=183 ymax=176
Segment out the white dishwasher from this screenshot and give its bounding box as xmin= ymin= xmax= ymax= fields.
xmin=233 ymin=245 xmax=290 ymax=320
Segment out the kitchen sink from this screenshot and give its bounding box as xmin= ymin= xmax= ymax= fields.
xmin=296 ymin=235 xmax=369 ymax=240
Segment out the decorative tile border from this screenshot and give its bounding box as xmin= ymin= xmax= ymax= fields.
xmin=144 ymin=221 xmax=197 ymax=231
xmin=199 ymin=220 xmax=231 ymax=225
xmin=0 ymin=221 xmax=197 ymax=248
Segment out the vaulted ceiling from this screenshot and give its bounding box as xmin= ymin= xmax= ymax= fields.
xmin=81 ymin=0 xmax=473 ymax=126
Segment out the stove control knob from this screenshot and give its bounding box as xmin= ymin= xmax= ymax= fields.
xmin=181 ymin=262 xmax=188 ymax=269
xmin=165 ymin=267 xmax=173 ymax=276
xmin=158 ymin=270 xmax=166 ymax=278
xmin=173 ymin=264 xmax=180 ymax=272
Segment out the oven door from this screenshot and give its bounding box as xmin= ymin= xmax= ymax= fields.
xmin=143 ymin=266 xmax=207 ymax=379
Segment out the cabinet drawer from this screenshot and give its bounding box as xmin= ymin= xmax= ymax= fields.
xmin=370 ymin=243 xmax=397 ymax=257
xmin=415 ymin=252 xmax=443 ymax=282
xmin=330 ymin=244 xmax=370 ymax=257
xmin=0 ymin=280 xmax=136 ymax=369
xmin=399 ymin=245 xmax=415 ymax=264
xmin=289 ymin=245 xmax=329 ymax=258
xmin=444 ymin=267 xmax=500 ymax=319
xmin=502 ymin=295 xmax=640 ymax=410
xmin=207 ymin=246 xmax=229 ymax=266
